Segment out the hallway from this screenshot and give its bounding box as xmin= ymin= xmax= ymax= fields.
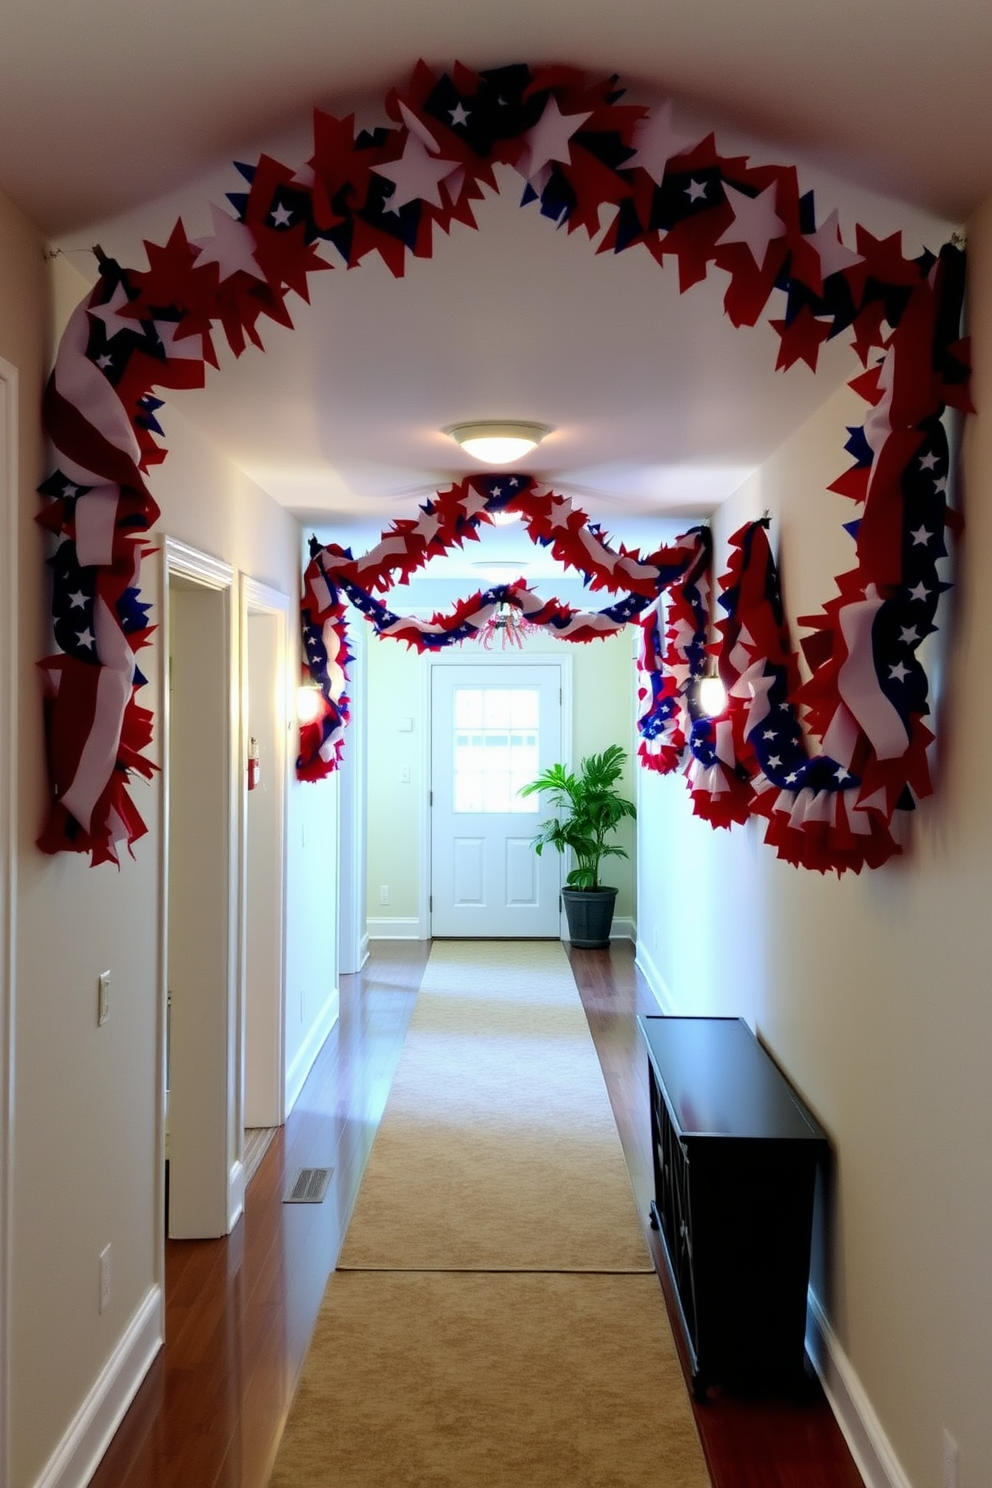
xmin=89 ymin=941 xmax=861 ymax=1488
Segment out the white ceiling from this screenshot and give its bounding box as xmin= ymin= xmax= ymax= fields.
xmin=3 ymin=0 xmax=979 ymax=559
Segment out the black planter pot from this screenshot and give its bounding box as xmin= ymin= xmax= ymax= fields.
xmin=561 ymin=886 xmax=618 ymax=949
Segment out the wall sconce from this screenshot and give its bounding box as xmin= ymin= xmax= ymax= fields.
xmin=296 ymin=684 xmax=323 ymax=725
xmin=444 ymin=420 xmax=551 ymax=465
xmin=697 ymin=666 xmax=728 ymax=718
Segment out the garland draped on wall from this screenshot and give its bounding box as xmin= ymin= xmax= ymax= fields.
xmin=37 ymin=61 xmax=969 ymax=869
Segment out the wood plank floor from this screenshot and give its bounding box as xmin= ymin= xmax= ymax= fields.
xmin=89 ymin=939 xmax=863 ymax=1488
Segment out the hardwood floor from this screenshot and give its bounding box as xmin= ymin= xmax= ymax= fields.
xmin=89 ymin=939 xmax=862 ymax=1488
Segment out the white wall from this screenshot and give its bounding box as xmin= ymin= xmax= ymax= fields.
xmin=638 ymin=216 xmax=992 ymax=1488
xmin=365 ymin=625 xmax=638 ymax=935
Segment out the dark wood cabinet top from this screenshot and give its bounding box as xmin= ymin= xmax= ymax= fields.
xmin=638 ymin=1015 xmax=827 ymax=1144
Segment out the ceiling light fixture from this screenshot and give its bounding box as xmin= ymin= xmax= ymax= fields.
xmin=445 ymin=420 xmax=551 ymax=465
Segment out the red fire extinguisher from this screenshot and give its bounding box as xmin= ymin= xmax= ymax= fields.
xmin=247 ymin=736 xmax=261 ymax=791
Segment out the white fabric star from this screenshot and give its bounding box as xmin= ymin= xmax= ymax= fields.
xmin=449 ymin=103 xmax=470 ymax=128
xmin=910 ymin=526 xmax=933 ymax=546
xmin=95 ymin=354 xmax=113 ymax=371
xmin=919 ymin=451 xmax=940 ymax=471
xmin=685 ymin=179 xmax=708 ymax=203
xmin=76 ymin=627 xmax=95 ymax=649
xmin=270 ymin=202 xmax=294 ymax=228
xmin=899 ymin=626 xmax=920 ymax=644
xmin=192 ymin=204 xmax=264 ymax=282
xmin=767 ymin=755 xmax=783 ymax=769
xmin=889 ymin=662 xmax=910 ymax=683
xmin=802 ymin=208 xmax=863 ymax=281
xmin=68 ymin=590 xmax=87 ymax=609
xmin=86 ymin=281 xmax=138 ymax=341
xmin=626 ymin=99 xmax=700 ymax=186
xmin=717 ymin=183 xmax=787 ymax=269
xmin=908 ymin=581 xmax=931 ymax=601
xmin=153 ymin=319 xmax=205 ymax=362
xmin=835 ymin=766 xmax=851 ymax=782
xmin=373 ymin=131 xmax=460 ymax=210
xmin=522 ymin=96 xmax=592 ymax=180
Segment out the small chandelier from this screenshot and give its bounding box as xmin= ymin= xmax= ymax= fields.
xmin=478 ymin=601 xmax=537 ymax=650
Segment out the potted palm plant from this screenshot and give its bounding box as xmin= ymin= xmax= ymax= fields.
xmin=520 ymin=744 xmax=636 ymax=948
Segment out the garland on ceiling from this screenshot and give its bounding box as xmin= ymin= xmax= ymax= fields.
xmin=37 ymin=60 xmax=970 ymax=869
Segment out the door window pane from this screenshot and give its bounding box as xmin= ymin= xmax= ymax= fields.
xmin=453 ymin=687 xmax=540 ymax=813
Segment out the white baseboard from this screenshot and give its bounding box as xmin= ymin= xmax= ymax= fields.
xmin=806 ymin=1291 xmax=910 ymax=1488
xmin=634 ymin=939 xmax=676 ymax=1012
xmin=359 ymin=932 xmax=370 ymax=967
xmin=34 ymin=1286 xmax=162 ymax=1488
xmin=610 ymin=916 xmax=636 ymax=943
xmin=228 ymin=1158 xmax=245 ymax=1233
xmin=284 ymin=985 xmax=340 ymax=1117
xmin=366 ymin=916 xmax=423 ymax=940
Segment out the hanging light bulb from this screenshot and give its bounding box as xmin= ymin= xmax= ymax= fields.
xmin=697 ymin=667 xmax=728 ymax=718
xmin=296 ymin=684 xmax=323 ymax=725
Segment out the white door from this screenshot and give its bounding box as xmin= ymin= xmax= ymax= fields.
xmin=430 ymin=661 xmax=564 ymax=937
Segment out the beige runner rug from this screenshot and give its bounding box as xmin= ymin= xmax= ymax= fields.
xmin=337 ymin=939 xmax=652 ymax=1272
xmin=269 ymin=941 xmax=710 ymax=1487
xmin=269 ymin=1271 xmax=710 ymax=1488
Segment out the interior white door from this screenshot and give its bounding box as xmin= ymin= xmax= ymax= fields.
xmin=430 ymin=661 xmax=563 ymax=937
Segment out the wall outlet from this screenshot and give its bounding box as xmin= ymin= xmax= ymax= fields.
xmin=399 ymin=764 xmax=411 ymax=784
xmin=942 ymin=1428 xmax=958 ymax=1488
xmin=379 ymin=884 xmax=390 ymax=905
xmin=98 ymin=971 xmax=111 ymax=1026
xmin=99 ymin=1244 xmax=112 ymax=1313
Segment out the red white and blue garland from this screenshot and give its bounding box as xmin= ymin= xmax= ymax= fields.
xmin=37 ymin=61 xmax=970 ymax=870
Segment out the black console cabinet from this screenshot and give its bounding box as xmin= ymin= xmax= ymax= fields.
xmin=638 ymin=1015 xmax=828 ymax=1399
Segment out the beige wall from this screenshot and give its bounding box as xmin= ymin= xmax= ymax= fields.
xmin=366 ymin=626 xmax=638 ymax=930
xmin=6 ymin=246 xmax=335 ymax=1486
xmin=639 ymin=216 xmax=992 ymax=1487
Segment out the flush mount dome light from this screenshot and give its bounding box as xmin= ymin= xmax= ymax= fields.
xmin=445 ymin=421 xmax=551 ymax=465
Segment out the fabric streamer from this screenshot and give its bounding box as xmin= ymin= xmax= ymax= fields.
xmin=36 ymin=62 xmax=969 ymax=871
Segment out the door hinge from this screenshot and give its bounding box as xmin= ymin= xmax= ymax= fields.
xmin=429 ymin=788 xmax=433 ymax=807
xmin=429 ymin=895 xmax=433 ymax=912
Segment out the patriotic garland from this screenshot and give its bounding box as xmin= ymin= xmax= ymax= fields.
xmin=37 ymin=61 xmax=969 ymax=870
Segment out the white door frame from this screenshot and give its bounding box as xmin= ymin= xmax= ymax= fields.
xmin=425 ymin=650 xmax=573 ymax=939
xmin=240 ymin=577 xmax=290 ymax=1128
xmin=157 ymin=538 xmax=241 ymax=1239
xmin=0 ymin=356 xmax=18 ymax=1488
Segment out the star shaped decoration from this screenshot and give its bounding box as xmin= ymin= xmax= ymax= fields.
xmin=372 ymin=131 xmax=460 ymax=210
xmin=192 ymin=204 xmax=265 ymax=283
xmin=767 ymin=755 xmax=783 ymax=769
xmin=76 ymin=627 xmax=95 ymax=649
xmin=449 ymin=103 xmax=471 ymax=128
xmin=270 ymin=202 xmax=294 ymax=228
xmin=785 ymin=771 xmax=800 ymax=784
xmin=716 ymin=183 xmax=787 ymax=269
xmin=626 ymin=100 xmax=700 ymax=186
xmin=910 ymin=525 xmax=933 ymax=546
xmin=762 ymin=729 xmax=777 ymax=740
xmin=908 ymin=581 xmax=931 ymax=601
xmin=522 ymin=96 xmax=592 ymax=181
xmin=86 ymin=280 xmax=140 ymax=341
xmin=685 ymin=179 xmax=708 ymax=203
xmin=889 ymin=662 xmax=911 ymax=683
xmin=899 ymin=626 xmax=920 ymax=644
xmin=153 ymin=319 xmax=206 ymax=363
xmin=919 ymin=451 xmax=940 ymax=471
xmin=835 ymin=766 xmax=851 ymax=783
xmin=95 ymin=354 xmax=113 ymax=371
xmin=934 ymin=476 xmax=948 ymax=494
xmin=802 ymin=208 xmax=863 ymax=284
xmin=68 ymin=591 xmax=87 ymax=609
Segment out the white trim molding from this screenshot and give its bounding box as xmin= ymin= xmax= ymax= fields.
xmin=284 ymin=987 xmax=340 ymax=1116
xmin=806 ymin=1291 xmax=912 ymax=1488
xmin=34 ymin=1287 xmax=163 ymax=1488
xmin=366 ymin=916 xmax=425 ymax=940
xmin=633 ymin=939 xmax=676 ymax=1013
